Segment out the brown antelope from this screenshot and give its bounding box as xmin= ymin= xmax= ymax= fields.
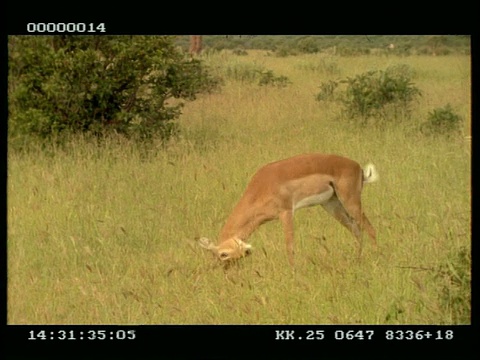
xmin=199 ymin=153 xmax=379 ymax=266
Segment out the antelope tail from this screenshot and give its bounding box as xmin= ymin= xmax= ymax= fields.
xmin=363 ymin=163 xmax=379 ymax=184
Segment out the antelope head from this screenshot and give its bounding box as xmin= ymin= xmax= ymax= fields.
xmin=198 ymin=237 xmax=252 ymax=262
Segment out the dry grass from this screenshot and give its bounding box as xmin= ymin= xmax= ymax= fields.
xmin=7 ymin=52 xmax=470 ymax=324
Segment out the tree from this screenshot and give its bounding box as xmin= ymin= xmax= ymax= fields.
xmin=189 ymin=35 xmax=203 ymax=55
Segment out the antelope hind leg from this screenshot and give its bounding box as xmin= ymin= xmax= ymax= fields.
xmin=322 ymin=196 xmax=364 ymax=257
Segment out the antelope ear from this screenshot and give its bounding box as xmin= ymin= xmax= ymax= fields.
xmin=198 ymin=237 xmax=218 ymax=252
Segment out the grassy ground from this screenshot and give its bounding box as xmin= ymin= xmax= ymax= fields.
xmin=7 ymin=52 xmax=470 ymax=324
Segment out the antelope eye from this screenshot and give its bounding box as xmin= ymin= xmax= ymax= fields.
xmin=220 ymin=252 xmax=229 ymax=259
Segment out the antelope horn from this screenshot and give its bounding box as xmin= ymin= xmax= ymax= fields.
xmin=198 ymin=237 xmax=218 ymax=252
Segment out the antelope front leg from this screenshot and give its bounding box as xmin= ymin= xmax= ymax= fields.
xmin=279 ymin=210 xmax=295 ymax=266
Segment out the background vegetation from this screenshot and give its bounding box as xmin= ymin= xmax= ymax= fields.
xmin=7 ymin=36 xmax=470 ymax=324
xmin=176 ymin=35 xmax=471 ymax=56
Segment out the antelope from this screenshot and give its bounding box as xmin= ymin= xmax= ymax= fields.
xmin=199 ymin=153 xmax=379 ymax=266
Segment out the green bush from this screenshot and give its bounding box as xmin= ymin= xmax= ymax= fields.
xmin=421 ymin=104 xmax=462 ymax=136
xmin=274 ymin=46 xmax=298 ymax=57
xmin=315 ymin=80 xmax=339 ymax=101
xmin=295 ymin=37 xmax=320 ymax=54
xmin=257 ymin=70 xmax=291 ymax=87
xmin=224 ymin=62 xmax=263 ymax=82
xmin=8 ymin=36 xmax=220 ymax=142
xmin=232 ymin=48 xmax=248 ymax=56
xmin=223 ymin=62 xmax=290 ymax=87
xmin=343 ymin=64 xmax=421 ymax=121
xmin=316 ymin=64 xmax=421 ymax=124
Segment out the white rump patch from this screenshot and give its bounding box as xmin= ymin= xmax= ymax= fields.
xmin=293 ymin=187 xmax=334 ymax=211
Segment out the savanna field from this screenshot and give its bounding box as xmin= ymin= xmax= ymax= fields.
xmin=7 ymin=50 xmax=471 ymax=324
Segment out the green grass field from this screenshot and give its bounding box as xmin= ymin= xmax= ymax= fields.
xmin=7 ymin=52 xmax=470 ymax=324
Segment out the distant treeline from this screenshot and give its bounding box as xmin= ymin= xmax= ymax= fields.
xmin=177 ymin=35 xmax=470 ymax=56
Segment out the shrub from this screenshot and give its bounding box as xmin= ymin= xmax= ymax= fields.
xmin=316 ymin=64 xmax=421 ymax=124
xmin=315 ymin=80 xmax=339 ymax=101
xmin=343 ymin=64 xmax=421 ymax=121
xmin=421 ymin=104 xmax=462 ymax=136
xmin=223 ymin=62 xmax=290 ymax=87
xmin=8 ymin=36 xmax=220 ymax=142
xmin=224 ymin=62 xmax=263 ymax=82
xmin=232 ymin=48 xmax=248 ymax=56
xmin=295 ymin=37 xmax=320 ymax=54
xmin=274 ymin=46 xmax=298 ymax=57
xmin=257 ymin=70 xmax=291 ymax=87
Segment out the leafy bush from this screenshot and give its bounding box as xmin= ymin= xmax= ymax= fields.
xmin=257 ymin=70 xmax=291 ymax=87
xmin=224 ymin=62 xmax=263 ymax=82
xmin=232 ymin=48 xmax=248 ymax=56
xmin=295 ymin=37 xmax=320 ymax=54
xmin=8 ymin=36 xmax=220 ymax=142
xmin=343 ymin=65 xmax=421 ymax=121
xmin=315 ymin=80 xmax=339 ymax=101
xmin=421 ymin=104 xmax=462 ymax=136
xmin=223 ymin=62 xmax=290 ymax=87
xmin=316 ymin=64 xmax=421 ymax=124
xmin=274 ymin=46 xmax=298 ymax=57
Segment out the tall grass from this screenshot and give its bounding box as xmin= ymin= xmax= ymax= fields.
xmin=7 ymin=52 xmax=470 ymax=324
